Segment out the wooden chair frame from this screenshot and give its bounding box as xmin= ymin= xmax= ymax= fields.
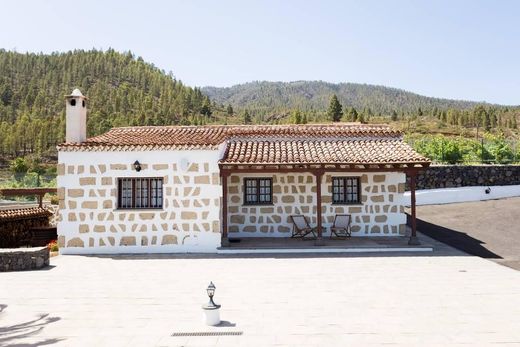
xmin=290 ymin=215 xmax=317 ymax=239
xmin=330 ymin=214 xmax=352 ymax=239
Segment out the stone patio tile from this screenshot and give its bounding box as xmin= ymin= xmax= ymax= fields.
xmin=1 ymin=243 xmax=520 ymax=346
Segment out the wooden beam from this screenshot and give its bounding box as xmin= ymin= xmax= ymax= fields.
xmin=0 ymin=188 xmax=57 ymax=196
xmin=408 ymin=171 xmax=420 ymax=245
xmin=0 ymin=188 xmax=57 ymax=209
xmin=220 ymin=170 xmax=230 ymax=246
xmin=314 ymin=170 xmax=324 ymax=246
xmin=219 ymin=162 xmax=430 ymax=173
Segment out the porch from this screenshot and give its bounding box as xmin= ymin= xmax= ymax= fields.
xmin=220 ymin=164 xmax=426 ymax=246
xmin=218 ymin=130 xmax=430 ymax=247
xmin=217 ymin=235 xmax=434 ymax=254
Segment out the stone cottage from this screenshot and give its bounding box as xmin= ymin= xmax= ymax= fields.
xmin=57 ymin=90 xmax=430 ymax=254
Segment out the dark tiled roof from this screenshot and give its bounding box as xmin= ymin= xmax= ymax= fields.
xmin=0 ymin=207 xmax=52 ymax=222
xmin=221 ymin=138 xmax=429 ymax=165
xmin=57 ymin=124 xmax=401 ymax=151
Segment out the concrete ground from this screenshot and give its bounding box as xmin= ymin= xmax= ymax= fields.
xmin=1 ymin=234 xmax=520 ymax=346
xmin=414 ymin=197 xmax=520 ymax=270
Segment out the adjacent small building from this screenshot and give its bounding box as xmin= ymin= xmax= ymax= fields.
xmin=56 ymin=90 xmax=430 ymax=254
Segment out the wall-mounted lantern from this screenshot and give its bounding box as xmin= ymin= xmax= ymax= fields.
xmin=133 ymin=160 xmax=142 ymax=172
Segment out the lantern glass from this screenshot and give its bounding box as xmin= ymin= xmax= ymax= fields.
xmin=206 ymin=282 xmax=216 ymax=298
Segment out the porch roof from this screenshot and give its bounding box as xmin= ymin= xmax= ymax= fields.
xmin=220 ymin=138 xmax=430 ymax=166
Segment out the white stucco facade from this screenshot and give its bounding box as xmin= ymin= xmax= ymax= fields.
xmin=57 ymin=150 xmax=222 ymax=254
xmin=58 ymin=150 xmax=408 ymax=254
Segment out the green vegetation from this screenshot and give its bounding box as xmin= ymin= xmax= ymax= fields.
xmin=1 ymin=49 xmax=518 ymax=170
xmin=0 ymin=49 xmax=218 ymax=159
xmin=0 ymin=157 xmax=56 ymax=189
xmin=327 ymin=94 xmax=343 ymax=122
xmin=407 ymin=134 xmax=519 ymax=164
xmin=202 ymin=80 xmax=518 ymax=115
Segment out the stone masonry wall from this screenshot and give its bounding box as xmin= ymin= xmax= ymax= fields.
xmin=0 ymin=247 xmax=49 ymax=271
xmin=227 ymin=172 xmax=406 ymax=237
xmin=57 ymin=150 xmax=222 ymax=254
xmin=413 ymin=165 xmax=520 ymax=190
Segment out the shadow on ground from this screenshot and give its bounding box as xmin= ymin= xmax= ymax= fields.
xmin=407 ymin=214 xmax=501 ymax=259
xmin=0 ymin=305 xmax=63 ymax=346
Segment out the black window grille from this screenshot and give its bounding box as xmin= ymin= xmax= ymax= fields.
xmin=244 ymin=178 xmax=272 ymax=205
xmin=332 ymin=177 xmax=361 ymax=204
xmin=117 ymin=177 xmax=163 ymax=209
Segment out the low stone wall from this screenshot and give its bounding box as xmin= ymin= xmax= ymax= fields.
xmin=413 ymin=165 xmax=520 ymax=190
xmin=0 ymin=247 xmax=49 ymax=271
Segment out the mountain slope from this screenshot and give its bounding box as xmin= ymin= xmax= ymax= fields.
xmin=203 ymin=80 xmax=498 ymax=115
xmin=0 ymin=49 xmax=210 ymax=157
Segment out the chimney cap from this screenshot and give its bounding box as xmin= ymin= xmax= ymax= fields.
xmin=66 ymin=88 xmax=87 ymax=99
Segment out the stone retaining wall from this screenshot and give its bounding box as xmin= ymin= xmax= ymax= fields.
xmin=0 ymin=247 xmax=49 ymax=271
xmin=413 ymin=165 xmax=520 ymax=190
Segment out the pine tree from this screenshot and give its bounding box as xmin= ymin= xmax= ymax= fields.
xmin=348 ymin=107 xmax=358 ymax=122
xmin=226 ymin=104 xmax=234 ymax=116
xmin=243 ymin=109 xmax=252 ymax=124
xmin=391 ymin=110 xmax=398 ymax=121
xmin=327 ymin=94 xmax=343 ymax=122
xmin=291 ymin=109 xmax=302 ymax=124
xmin=200 ymin=97 xmax=212 ymax=117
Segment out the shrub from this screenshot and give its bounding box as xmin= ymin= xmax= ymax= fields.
xmin=47 ymin=240 xmax=59 ymax=252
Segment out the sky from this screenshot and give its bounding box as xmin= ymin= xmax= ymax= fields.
xmin=0 ymin=0 xmax=519 ymax=105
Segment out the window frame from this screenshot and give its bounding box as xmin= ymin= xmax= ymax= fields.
xmin=117 ymin=177 xmax=164 ymax=210
xmin=243 ymin=177 xmax=273 ymax=206
xmin=331 ymin=176 xmax=362 ymax=205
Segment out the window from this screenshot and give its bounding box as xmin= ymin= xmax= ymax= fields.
xmin=117 ymin=178 xmax=163 ymax=209
xmin=244 ymin=178 xmax=272 ymax=205
xmin=332 ymin=177 xmax=361 ymax=204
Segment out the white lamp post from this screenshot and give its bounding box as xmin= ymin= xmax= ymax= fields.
xmin=202 ymin=281 xmax=221 ymax=326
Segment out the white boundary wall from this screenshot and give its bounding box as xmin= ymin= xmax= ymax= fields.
xmin=403 ymin=185 xmax=520 ymax=206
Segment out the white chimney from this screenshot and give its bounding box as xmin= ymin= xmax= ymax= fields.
xmin=65 ymin=88 xmax=87 ymax=143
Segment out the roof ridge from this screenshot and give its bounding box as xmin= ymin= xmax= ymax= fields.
xmin=58 ymin=123 xmax=405 ymax=150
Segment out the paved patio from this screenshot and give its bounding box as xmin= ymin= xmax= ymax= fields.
xmin=1 ymin=234 xmax=520 ymax=346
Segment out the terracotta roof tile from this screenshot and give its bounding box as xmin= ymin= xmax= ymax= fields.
xmin=221 ymin=139 xmax=429 ymax=165
xmin=0 ymin=207 xmax=53 ymax=222
xmin=57 ymin=124 xmax=401 ymax=151
xmin=57 ymin=123 xmax=430 ymax=165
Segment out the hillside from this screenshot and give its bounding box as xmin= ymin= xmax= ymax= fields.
xmin=0 ymin=49 xmax=213 ymax=159
xmin=203 ymin=81 xmax=502 ymax=115
xmin=0 ymin=49 xmax=518 ymax=165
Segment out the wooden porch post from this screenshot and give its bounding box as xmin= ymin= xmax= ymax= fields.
xmin=221 ymin=170 xmax=230 ymax=247
xmin=37 ymin=193 xmax=43 ymax=208
xmin=408 ymin=171 xmax=420 ymax=245
xmin=315 ymin=170 xmax=324 ymax=246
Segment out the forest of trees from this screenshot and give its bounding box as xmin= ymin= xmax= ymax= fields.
xmin=0 ymin=49 xmax=215 ymax=159
xmin=202 ymin=80 xmax=513 ymax=115
xmin=0 ymin=49 xmax=518 ymax=165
